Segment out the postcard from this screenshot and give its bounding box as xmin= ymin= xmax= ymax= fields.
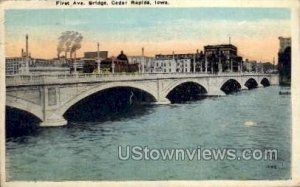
xmin=0 ymin=0 xmax=300 ymax=186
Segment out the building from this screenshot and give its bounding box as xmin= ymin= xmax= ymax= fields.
xmin=154 ymin=45 xmax=244 ymax=74
xmin=80 ymin=50 xmax=108 ymax=73
xmin=154 ymin=53 xmax=191 ymax=73
xmin=6 ymin=34 xmax=70 ymax=75
xmin=154 ymin=59 xmax=176 ymax=73
xmin=84 ymin=51 xmax=108 ymax=59
xmin=127 ymin=48 xmax=156 ymax=73
xmin=128 ymin=56 xmax=155 ymax=73
xmin=83 ymin=51 xmax=139 ymax=74
xmin=176 ymin=59 xmax=191 ymax=73
xmin=243 ymin=59 xmax=256 ymax=72
xmin=278 ymin=37 xmax=291 ymax=85
xmin=69 ymin=58 xmax=85 ymax=73
xmin=155 ymin=53 xmax=196 ymax=72
xmin=278 ymin=37 xmax=291 ymax=53
xmin=5 ymin=57 xmax=29 ymax=75
xmin=5 ymin=57 xmax=70 ymax=75
xmin=204 ymin=44 xmax=243 ymax=73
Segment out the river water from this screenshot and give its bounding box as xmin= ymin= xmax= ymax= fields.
xmin=6 ymin=86 xmax=291 ymax=181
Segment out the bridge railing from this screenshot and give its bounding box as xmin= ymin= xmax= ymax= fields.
xmin=5 ymin=72 xmax=275 ymax=86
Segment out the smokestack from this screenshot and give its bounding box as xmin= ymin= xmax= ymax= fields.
xmin=26 ymin=34 xmax=29 ymax=57
xmin=142 ymin=47 xmax=144 ymax=57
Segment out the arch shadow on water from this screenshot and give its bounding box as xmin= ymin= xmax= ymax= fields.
xmin=6 ymin=106 xmax=41 ymax=138
xmin=64 ymin=87 xmax=157 ymax=124
xmin=166 ymin=82 xmax=208 ymax=104
xmin=221 ymin=79 xmax=242 ymax=95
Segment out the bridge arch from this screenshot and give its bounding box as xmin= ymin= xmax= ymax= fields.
xmin=244 ymin=78 xmax=258 ymax=89
xmin=260 ymin=77 xmax=271 ymax=87
xmin=164 ymin=80 xmax=208 ymax=103
xmin=220 ymin=79 xmax=242 ymax=94
xmin=6 ymin=95 xmax=43 ymax=121
xmin=59 ymin=82 xmax=158 ymax=116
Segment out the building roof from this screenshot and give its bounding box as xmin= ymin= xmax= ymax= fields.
xmin=204 ymin=44 xmax=237 ymax=50
xmin=117 ymin=51 xmax=128 ymax=62
xmin=84 ymin=51 xmax=108 ymax=59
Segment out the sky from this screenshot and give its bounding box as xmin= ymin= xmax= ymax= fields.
xmin=5 ymin=8 xmax=291 ymax=62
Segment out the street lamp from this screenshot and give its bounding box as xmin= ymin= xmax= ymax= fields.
xmin=205 ymin=52 xmax=208 ymax=73
xmin=112 ymin=57 xmax=115 ymax=74
xmin=97 ymin=42 xmax=101 ymax=74
xmin=193 ymin=53 xmax=196 ymax=73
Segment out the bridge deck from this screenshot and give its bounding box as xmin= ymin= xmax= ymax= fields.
xmin=6 ymin=73 xmax=275 ymax=86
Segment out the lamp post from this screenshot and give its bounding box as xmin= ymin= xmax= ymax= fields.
xmin=205 ymin=53 xmax=208 ymax=73
xmin=273 ymin=57 xmax=275 ymax=72
xmin=97 ymin=42 xmax=101 ymax=74
xmin=218 ymin=50 xmax=222 ymax=74
xmin=193 ymin=53 xmax=196 ymax=73
xmin=142 ymin=47 xmax=145 ymax=74
xmin=255 ymin=61 xmax=258 ymax=74
xmin=230 ymin=57 xmax=233 ymax=73
xmin=112 ymin=57 xmax=115 ymax=74
xmin=240 ymin=60 xmax=243 ymax=74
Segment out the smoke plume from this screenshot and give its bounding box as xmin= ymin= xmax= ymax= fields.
xmin=57 ymin=31 xmax=83 ymax=58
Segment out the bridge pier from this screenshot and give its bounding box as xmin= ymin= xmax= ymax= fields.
xmin=40 ymin=86 xmax=68 ymax=127
xmin=154 ymin=98 xmax=171 ymax=105
xmin=40 ymin=116 xmax=67 ymax=127
xmin=241 ymin=85 xmax=248 ymax=90
xmin=207 ymin=90 xmax=226 ymax=96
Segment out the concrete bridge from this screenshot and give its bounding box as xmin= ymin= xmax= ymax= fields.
xmin=6 ymin=73 xmax=279 ymax=127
